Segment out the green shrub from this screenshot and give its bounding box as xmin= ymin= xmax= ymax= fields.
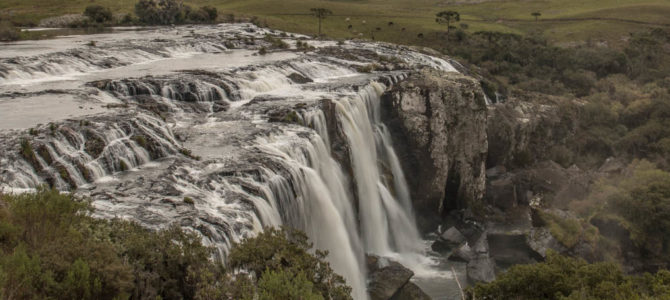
xmin=263 ymin=34 xmax=289 ymax=49
xmin=200 ymin=6 xmax=218 ymax=22
xmin=228 ymin=227 xmax=352 ymax=300
xmin=258 ymin=269 xmax=323 ymax=300
xmin=135 ymin=0 xmax=184 ymax=25
xmin=0 ymin=21 xmax=20 ymax=42
xmin=467 ymin=251 xmax=670 ymax=299
xmin=84 ymin=5 xmax=113 ymax=23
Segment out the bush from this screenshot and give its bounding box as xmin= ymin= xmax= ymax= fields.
xmin=0 ymin=21 xmax=20 ymax=42
xmin=84 ymin=5 xmax=113 ymax=23
xmin=0 ymin=189 xmax=351 ymax=300
xmin=228 ymin=227 xmax=352 ymax=300
xmin=201 ymin=6 xmax=218 ymax=22
xmin=606 ymin=161 xmax=670 ymax=258
xmin=135 ymin=0 xmax=218 ymax=25
xmin=467 ymin=251 xmax=670 ymax=299
xmin=135 ymin=0 xmax=185 ymax=25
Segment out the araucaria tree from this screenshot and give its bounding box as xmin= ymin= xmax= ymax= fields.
xmin=435 ymin=11 xmax=460 ymax=37
xmin=310 ymin=8 xmax=333 ymax=36
xmin=532 ymin=11 xmax=542 ymax=21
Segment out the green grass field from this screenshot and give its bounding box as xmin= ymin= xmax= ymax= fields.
xmin=1 ymin=0 xmax=669 ymax=46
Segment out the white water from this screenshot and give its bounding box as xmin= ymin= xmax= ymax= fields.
xmin=0 ymin=23 xmax=463 ymax=299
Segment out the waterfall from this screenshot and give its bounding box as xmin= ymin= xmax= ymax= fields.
xmin=255 ymin=133 xmax=366 ymax=299
xmin=0 ymin=23 xmax=462 ymax=299
xmin=334 ymin=82 xmax=423 ymax=257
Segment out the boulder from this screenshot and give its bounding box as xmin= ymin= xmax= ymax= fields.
xmin=432 ymin=227 xmax=466 ymax=254
xmin=472 ymin=234 xmax=489 ymax=255
xmin=442 ymin=226 xmax=466 ymax=244
xmin=287 ymin=72 xmax=313 ymax=84
xmin=466 ymin=257 xmax=496 ymax=283
xmin=390 ymin=282 xmax=431 ymax=300
xmin=449 ymin=242 xmax=475 ymax=262
xmin=368 ymin=263 xmax=414 ymax=300
xmin=488 ymin=233 xmax=542 ymax=268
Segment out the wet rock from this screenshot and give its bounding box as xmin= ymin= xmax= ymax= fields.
xmin=287 ymin=72 xmax=313 ymax=84
xmin=472 ymin=234 xmax=489 ymax=255
xmin=83 ymin=130 xmax=106 ymax=158
xmin=382 ymin=69 xmax=488 ymax=229
xmin=432 ymin=226 xmax=467 ymax=254
xmin=368 ymin=261 xmax=414 ymax=300
xmin=466 ymin=257 xmax=495 ymax=283
xmin=449 ymin=243 xmax=475 ymax=262
xmin=442 ymin=226 xmax=466 ymax=244
xmin=390 ymin=282 xmax=431 ymax=300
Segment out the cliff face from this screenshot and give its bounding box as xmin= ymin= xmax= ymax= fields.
xmin=382 ymin=69 xmax=488 ymax=228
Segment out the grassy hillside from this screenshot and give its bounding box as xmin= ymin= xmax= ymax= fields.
xmin=1 ymin=0 xmax=669 ymax=46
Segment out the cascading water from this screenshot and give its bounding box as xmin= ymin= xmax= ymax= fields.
xmin=0 ymin=23 xmax=463 ymax=299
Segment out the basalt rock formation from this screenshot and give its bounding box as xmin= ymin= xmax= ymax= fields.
xmin=382 ymin=69 xmax=488 ymax=230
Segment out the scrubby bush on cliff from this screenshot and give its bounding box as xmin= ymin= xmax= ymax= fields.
xmin=467 ymin=251 xmax=670 ymax=299
xmin=593 ymin=160 xmax=670 ymax=260
xmin=0 ymin=188 xmax=350 ymax=299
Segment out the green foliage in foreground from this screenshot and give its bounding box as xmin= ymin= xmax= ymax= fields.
xmin=0 ymin=187 xmax=351 ymax=300
xmin=228 ymin=227 xmax=352 ymax=300
xmin=467 ymin=251 xmax=670 ymax=300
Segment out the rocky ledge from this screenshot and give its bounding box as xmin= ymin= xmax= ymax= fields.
xmin=382 ymin=69 xmax=489 ymax=230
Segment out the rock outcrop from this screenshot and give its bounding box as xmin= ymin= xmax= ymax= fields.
xmin=486 ymin=96 xmax=575 ymax=169
xmin=366 ymin=255 xmax=430 ymax=300
xmin=382 ymin=69 xmax=488 ymax=229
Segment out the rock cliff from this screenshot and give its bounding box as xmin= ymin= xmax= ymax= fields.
xmin=382 ymin=69 xmax=488 ymax=229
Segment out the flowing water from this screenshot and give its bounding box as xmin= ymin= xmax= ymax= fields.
xmin=0 ymin=24 xmax=464 ymax=299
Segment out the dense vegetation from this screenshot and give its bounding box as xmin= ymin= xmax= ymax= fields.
xmin=134 ymin=0 xmax=217 ymax=25
xmin=467 ymin=251 xmax=670 ymax=299
xmin=556 ymin=160 xmax=670 ymax=266
xmin=437 ymin=27 xmax=670 ymax=169
xmin=0 ymin=188 xmax=351 ymax=299
xmin=0 ymin=21 xmax=19 ymax=41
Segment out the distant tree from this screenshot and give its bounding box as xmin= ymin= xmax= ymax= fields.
xmin=310 ymin=8 xmax=333 ymax=36
xmin=436 ymin=10 xmax=460 ymax=37
xmin=532 ymin=11 xmax=542 ymax=22
xmin=84 ymin=5 xmax=113 ymax=23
